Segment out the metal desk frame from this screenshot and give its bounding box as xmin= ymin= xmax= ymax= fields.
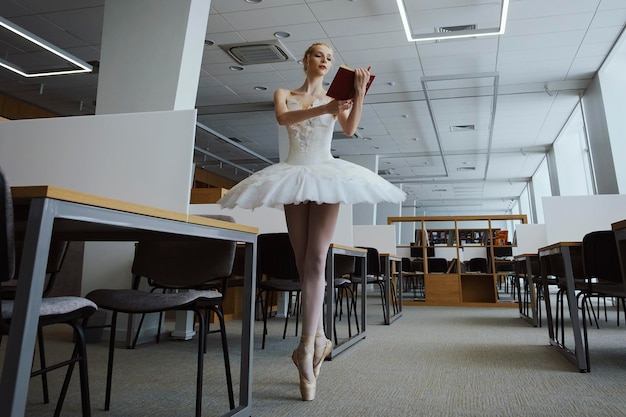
xmin=325 ymin=244 xmax=367 ymax=359
xmin=380 ymin=253 xmax=402 ymax=325
xmin=514 ymin=253 xmax=540 ymax=327
xmin=0 ymin=188 xmax=258 ymax=417
xmin=538 ymin=242 xmax=587 ymax=372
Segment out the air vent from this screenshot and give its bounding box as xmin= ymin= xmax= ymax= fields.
xmin=450 ymin=125 xmax=475 ymax=132
xmin=438 ymin=24 xmax=477 ymax=33
xmin=220 ymin=40 xmax=292 ymax=65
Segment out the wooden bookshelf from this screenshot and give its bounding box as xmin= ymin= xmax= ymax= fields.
xmin=388 ymin=214 xmax=527 ymax=307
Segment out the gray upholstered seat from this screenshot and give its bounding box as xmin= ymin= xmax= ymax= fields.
xmin=1 ymin=296 xmax=97 ymax=319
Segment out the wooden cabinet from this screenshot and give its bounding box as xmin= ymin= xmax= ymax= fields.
xmin=389 ymin=214 xmax=526 ymax=307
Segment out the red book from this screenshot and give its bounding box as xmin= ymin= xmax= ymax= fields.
xmin=326 ymin=65 xmax=375 ymax=100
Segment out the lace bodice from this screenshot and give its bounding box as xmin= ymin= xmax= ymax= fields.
xmin=284 ymin=97 xmax=335 ymax=165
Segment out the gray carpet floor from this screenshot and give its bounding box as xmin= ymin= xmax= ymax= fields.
xmin=4 ymin=294 xmax=626 ymax=417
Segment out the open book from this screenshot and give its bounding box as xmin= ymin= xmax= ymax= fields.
xmin=326 ymin=65 xmax=375 ymax=100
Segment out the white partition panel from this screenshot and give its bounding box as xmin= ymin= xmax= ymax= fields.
xmin=543 ymin=195 xmax=626 ymax=243
xmin=0 ymin=109 xmax=197 ymax=212
xmin=0 ymin=110 xmax=197 ymax=300
xmin=353 ymin=225 xmax=397 ymax=255
xmin=513 ymin=224 xmax=547 ymax=255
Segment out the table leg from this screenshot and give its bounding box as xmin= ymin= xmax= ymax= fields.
xmin=0 ymin=198 xmax=54 ymax=417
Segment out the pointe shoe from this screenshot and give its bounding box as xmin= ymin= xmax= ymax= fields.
xmin=292 ymin=349 xmax=316 ymax=401
xmin=313 ymin=339 xmax=332 ymax=378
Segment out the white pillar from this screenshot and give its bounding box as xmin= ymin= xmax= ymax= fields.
xmin=96 ymin=0 xmax=211 ymax=114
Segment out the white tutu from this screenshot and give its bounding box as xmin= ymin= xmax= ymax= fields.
xmin=218 ymin=97 xmax=406 ymax=210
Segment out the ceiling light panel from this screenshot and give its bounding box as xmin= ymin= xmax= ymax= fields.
xmin=397 ymin=0 xmax=509 ymax=42
xmin=0 ymin=16 xmax=92 ymax=77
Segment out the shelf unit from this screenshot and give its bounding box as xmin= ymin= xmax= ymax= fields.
xmin=389 ymin=214 xmax=527 ymax=307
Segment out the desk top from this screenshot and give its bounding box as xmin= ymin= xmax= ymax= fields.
xmin=11 ymin=185 xmax=258 ymax=234
xmin=514 ymin=253 xmax=538 ymax=259
xmin=612 ymin=219 xmax=626 ymax=231
xmin=328 ymin=243 xmax=367 ymax=253
xmin=538 ymin=241 xmax=582 ymax=256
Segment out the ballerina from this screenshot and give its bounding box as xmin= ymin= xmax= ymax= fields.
xmin=219 ymin=42 xmax=406 ymax=401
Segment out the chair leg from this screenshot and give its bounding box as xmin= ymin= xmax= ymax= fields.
xmin=53 ymin=318 xmax=92 ymax=417
xmin=104 ymin=311 xmax=118 ymax=411
xmin=195 ymin=310 xmax=205 ymax=417
xmin=294 ymin=292 xmax=301 ymax=337
xmin=582 ymin=294 xmax=591 ymax=372
xmin=213 ymin=307 xmax=235 ymax=410
xmin=37 ymin=326 xmax=50 ymax=404
xmin=282 ymin=291 xmax=292 ymax=340
xmin=261 ymin=291 xmax=269 ymax=349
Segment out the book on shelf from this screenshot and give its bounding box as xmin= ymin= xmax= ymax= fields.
xmin=326 ymin=64 xmax=375 ymax=100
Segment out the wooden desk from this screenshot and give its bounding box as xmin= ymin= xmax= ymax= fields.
xmin=0 ymin=186 xmax=258 ymax=417
xmin=325 ymin=244 xmax=367 ymax=359
xmin=380 ymin=253 xmax=402 ymax=324
xmin=513 ymin=253 xmax=540 ymax=327
xmin=613 ymin=220 xmax=626 ymax=289
xmin=538 ymin=241 xmax=586 ymax=372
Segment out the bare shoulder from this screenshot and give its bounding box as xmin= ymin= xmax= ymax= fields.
xmin=274 ymin=88 xmax=291 ymax=100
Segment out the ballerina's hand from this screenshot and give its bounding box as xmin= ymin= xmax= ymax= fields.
xmin=326 ymin=99 xmax=353 ymax=114
xmin=353 ymin=66 xmax=371 ymax=96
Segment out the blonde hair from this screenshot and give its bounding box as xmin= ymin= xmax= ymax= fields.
xmin=302 ymin=42 xmax=333 ymax=72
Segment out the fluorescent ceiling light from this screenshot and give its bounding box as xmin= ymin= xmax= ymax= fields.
xmin=0 ymin=16 xmax=92 ymax=77
xmin=396 ymin=0 xmax=509 ymax=42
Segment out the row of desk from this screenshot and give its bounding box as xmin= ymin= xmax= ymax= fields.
xmin=0 ymin=186 xmax=403 ymax=416
xmin=513 ymin=220 xmax=626 ymax=372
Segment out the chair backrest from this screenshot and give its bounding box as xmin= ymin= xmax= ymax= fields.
xmin=257 ymin=233 xmax=299 ymax=281
xmin=427 ymin=257 xmax=448 ymax=273
xmin=401 ymin=257 xmax=413 ymax=272
xmin=582 ymin=230 xmax=622 ymax=284
xmin=334 ymin=254 xmax=355 ymax=278
xmin=131 ymin=238 xmax=236 ymax=290
xmin=468 ymin=257 xmax=488 ymax=273
xmin=355 ymin=246 xmax=380 ymax=277
xmin=0 ymin=166 xmax=15 ymax=283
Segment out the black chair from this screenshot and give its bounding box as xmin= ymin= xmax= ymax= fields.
xmin=0 ymin=166 xmax=96 ymax=417
xmin=128 ymin=214 xmax=237 ymax=349
xmin=332 ymin=254 xmax=359 ymax=344
xmin=402 ymin=257 xmax=424 ymax=300
xmin=579 ymin=230 xmax=626 ymax=371
xmin=352 ymin=246 xmax=388 ymax=322
xmin=256 ymin=232 xmax=302 ymax=349
xmin=468 ymin=257 xmax=488 ymax=273
xmin=86 ymin=237 xmax=237 ymax=416
xmin=427 ymin=257 xmax=449 ymax=273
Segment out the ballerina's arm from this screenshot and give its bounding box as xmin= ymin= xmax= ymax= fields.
xmin=274 ymin=88 xmax=351 ymax=126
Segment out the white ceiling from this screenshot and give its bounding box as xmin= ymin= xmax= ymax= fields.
xmin=0 ymin=0 xmax=625 ymax=215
